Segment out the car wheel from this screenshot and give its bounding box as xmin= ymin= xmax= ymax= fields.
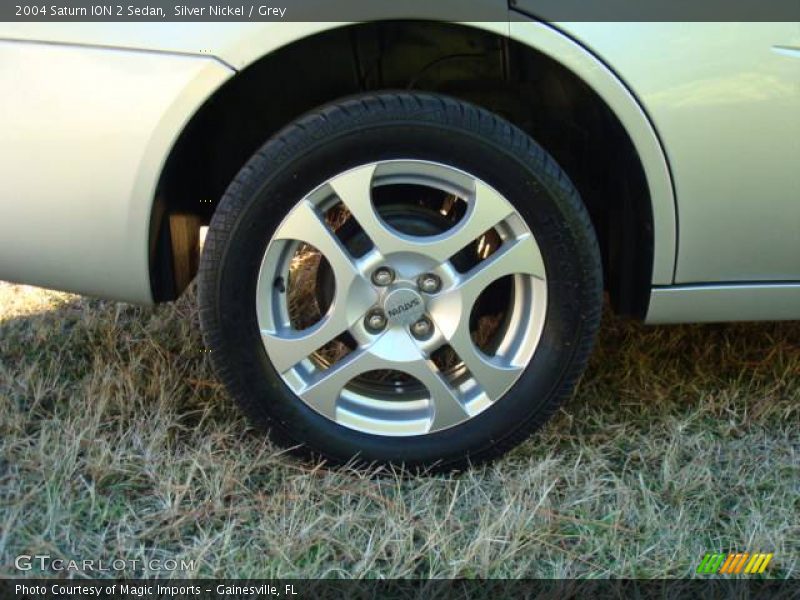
xmin=198 ymin=92 xmax=602 ymax=471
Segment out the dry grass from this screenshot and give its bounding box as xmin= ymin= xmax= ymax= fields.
xmin=0 ymin=281 xmax=797 ymax=578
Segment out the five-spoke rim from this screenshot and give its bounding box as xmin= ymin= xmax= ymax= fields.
xmin=256 ymin=160 xmax=547 ymax=436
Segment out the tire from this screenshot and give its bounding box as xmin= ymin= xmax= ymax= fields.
xmin=198 ymin=92 xmax=602 ymax=471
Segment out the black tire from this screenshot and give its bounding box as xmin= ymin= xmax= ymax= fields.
xmin=198 ymin=92 xmax=602 ymax=471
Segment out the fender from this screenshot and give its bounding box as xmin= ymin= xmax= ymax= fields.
xmin=216 ymin=19 xmax=678 ymax=284
xmin=182 ymin=19 xmax=677 ymax=285
xmin=508 ymin=20 xmax=676 ymax=285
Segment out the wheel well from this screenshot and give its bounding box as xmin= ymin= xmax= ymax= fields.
xmin=152 ymin=21 xmax=653 ymax=318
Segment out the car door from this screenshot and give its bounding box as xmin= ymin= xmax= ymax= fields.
xmin=543 ymin=22 xmax=800 ymax=284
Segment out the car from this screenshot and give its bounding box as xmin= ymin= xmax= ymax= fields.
xmin=1 ymin=14 xmax=798 ymax=471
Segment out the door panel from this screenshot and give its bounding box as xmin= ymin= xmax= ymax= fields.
xmin=550 ymin=22 xmax=800 ymax=283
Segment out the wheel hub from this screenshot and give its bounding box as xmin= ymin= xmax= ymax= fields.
xmin=382 ymin=286 xmax=425 ymax=326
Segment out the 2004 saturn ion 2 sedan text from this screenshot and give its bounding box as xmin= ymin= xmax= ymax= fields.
xmin=0 ymin=15 xmax=798 ymax=470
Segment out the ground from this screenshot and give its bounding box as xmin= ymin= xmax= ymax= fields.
xmin=0 ymin=281 xmax=797 ymax=578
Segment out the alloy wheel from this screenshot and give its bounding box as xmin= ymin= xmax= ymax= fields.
xmin=255 ymin=160 xmax=548 ymax=436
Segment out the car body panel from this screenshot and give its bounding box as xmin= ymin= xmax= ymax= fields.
xmin=553 ymin=22 xmax=800 ymax=284
xmin=509 ymin=19 xmax=677 ymax=285
xmin=648 ymin=283 xmax=800 ymax=323
xmin=0 ymin=22 xmax=340 ymax=69
xmin=0 ymin=40 xmax=232 ymax=302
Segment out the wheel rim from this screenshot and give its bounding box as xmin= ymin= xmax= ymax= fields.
xmin=256 ymin=160 xmax=547 ymax=436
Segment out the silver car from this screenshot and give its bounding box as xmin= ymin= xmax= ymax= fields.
xmin=1 ymin=15 xmax=798 ymax=469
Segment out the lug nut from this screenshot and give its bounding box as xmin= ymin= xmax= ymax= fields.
xmin=417 ymin=273 xmax=441 ymax=294
xmin=365 ymin=309 xmax=388 ymax=332
xmin=372 ymin=267 xmax=395 ymax=287
xmin=410 ymin=317 xmax=433 ymax=340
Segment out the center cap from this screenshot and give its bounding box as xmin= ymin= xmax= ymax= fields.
xmin=382 ymin=287 xmax=425 ymax=326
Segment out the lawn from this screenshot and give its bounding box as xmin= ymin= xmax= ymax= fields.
xmin=0 ymin=281 xmax=797 ymax=578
